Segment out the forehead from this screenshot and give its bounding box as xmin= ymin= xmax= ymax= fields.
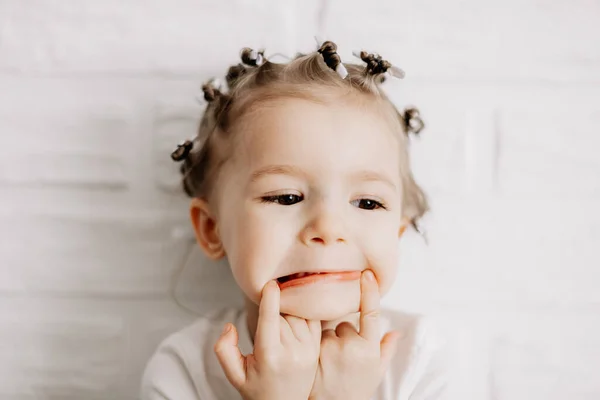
xmin=230 ymin=97 xmax=402 ymax=176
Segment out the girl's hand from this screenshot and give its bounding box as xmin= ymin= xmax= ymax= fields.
xmin=214 ymin=280 xmax=322 ymax=400
xmin=309 ymin=270 xmax=402 ymax=400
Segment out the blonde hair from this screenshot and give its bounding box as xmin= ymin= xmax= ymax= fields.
xmin=172 ymin=41 xmax=429 ymax=229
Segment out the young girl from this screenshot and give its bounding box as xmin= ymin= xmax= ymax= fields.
xmin=141 ymin=41 xmax=450 ymax=400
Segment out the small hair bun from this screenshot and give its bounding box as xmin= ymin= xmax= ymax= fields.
xmin=403 ymin=107 xmax=424 ymax=135
xmin=171 ymin=140 xmax=194 ymax=161
xmin=201 ymin=78 xmax=223 ymax=102
xmin=241 ymin=47 xmax=265 ymax=67
xmin=353 ymin=50 xmax=405 ymax=79
xmin=317 ymin=40 xmax=348 ymax=79
xmin=226 ymin=63 xmax=248 ymax=89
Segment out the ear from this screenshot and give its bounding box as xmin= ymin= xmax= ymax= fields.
xmin=398 ymin=217 xmax=410 ymax=238
xmin=189 ymin=197 xmax=225 ymax=260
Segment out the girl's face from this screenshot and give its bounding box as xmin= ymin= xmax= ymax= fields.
xmin=203 ymin=97 xmax=405 ymax=321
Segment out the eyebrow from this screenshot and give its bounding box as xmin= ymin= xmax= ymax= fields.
xmin=249 ymin=164 xmax=308 ymax=183
xmin=350 ymin=170 xmax=398 ymax=191
xmin=249 ymin=164 xmax=397 ymax=191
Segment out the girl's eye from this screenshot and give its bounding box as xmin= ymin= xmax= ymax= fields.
xmin=351 ymin=198 xmax=386 ymax=210
xmin=261 ymin=194 xmax=303 ymax=206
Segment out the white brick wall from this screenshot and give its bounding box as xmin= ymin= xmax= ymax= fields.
xmin=1 ymin=1 xmax=599 ymax=399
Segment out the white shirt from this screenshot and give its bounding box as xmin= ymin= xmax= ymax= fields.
xmin=140 ymin=307 xmax=453 ymax=400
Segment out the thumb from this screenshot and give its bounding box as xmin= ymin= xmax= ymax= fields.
xmin=379 ymin=330 xmax=401 ymax=373
xmin=213 ymin=323 xmax=246 ymax=389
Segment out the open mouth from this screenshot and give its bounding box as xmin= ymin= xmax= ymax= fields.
xmin=277 ymin=272 xmax=327 ymax=284
xmin=276 ymin=270 xmax=362 ymax=289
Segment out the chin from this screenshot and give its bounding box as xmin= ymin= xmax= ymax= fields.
xmin=278 ymin=280 xmax=361 ymax=321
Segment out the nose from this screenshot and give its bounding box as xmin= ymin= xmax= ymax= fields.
xmin=299 ymin=205 xmax=347 ymax=246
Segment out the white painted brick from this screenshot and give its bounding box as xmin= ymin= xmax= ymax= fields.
xmin=320 ymin=0 xmax=600 ymax=83
xmin=0 ymin=79 xmax=133 ymax=190
xmin=477 ymin=198 xmax=600 ymax=307
xmin=497 ymin=107 xmax=600 ymax=198
xmin=290 ymin=0 xmax=325 ymax=52
xmin=497 ymin=201 xmax=595 ymax=303
xmin=0 ymin=153 xmax=128 ymax=189
xmin=387 ymin=196 xmax=491 ymax=313
xmin=490 ymin=311 xmax=600 ymax=400
xmin=0 ymin=0 xmax=298 ymax=74
xmin=0 ymin=215 xmax=191 ymax=296
xmin=464 ymin=108 xmax=497 ymax=193
xmin=0 ymin=312 xmax=124 ymax=398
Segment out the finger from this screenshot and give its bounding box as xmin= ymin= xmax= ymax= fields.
xmin=283 ymin=314 xmax=311 ymax=342
xmin=307 ymin=319 xmax=323 ymax=346
xmin=335 ymin=321 xmax=358 ymax=339
xmin=213 ymin=323 xmax=246 ymax=389
xmin=255 ymin=280 xmax=281 ymax=351
xmin=278 ymin=315 xmax=296 ymax=343
xmin=379 ymin=330 xmax=401 ymax=372
xmin=359 ymin=270 xmax=381 ymax=341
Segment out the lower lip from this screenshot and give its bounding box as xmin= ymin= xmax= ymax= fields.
xmin=277 ymin=271 xmax=361 ymax=290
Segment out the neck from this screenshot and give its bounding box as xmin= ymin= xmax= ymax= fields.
xmin=244 ymin=296 xmax=360 ymax=345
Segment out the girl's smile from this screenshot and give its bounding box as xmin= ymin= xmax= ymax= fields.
xmin=276 ymin=270 xmax=362 ymax=290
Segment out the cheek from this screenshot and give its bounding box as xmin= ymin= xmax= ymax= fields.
xmin=359 ymin=219 xmax=401 ymax=296
xmin=222 ymin=208 xmax=293 ymax=303
xmin=371 ymin=241 xmax=400 ymax=296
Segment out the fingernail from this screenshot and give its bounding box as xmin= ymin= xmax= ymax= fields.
xmin=365 ymin=270 xmax=375 ymax=281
